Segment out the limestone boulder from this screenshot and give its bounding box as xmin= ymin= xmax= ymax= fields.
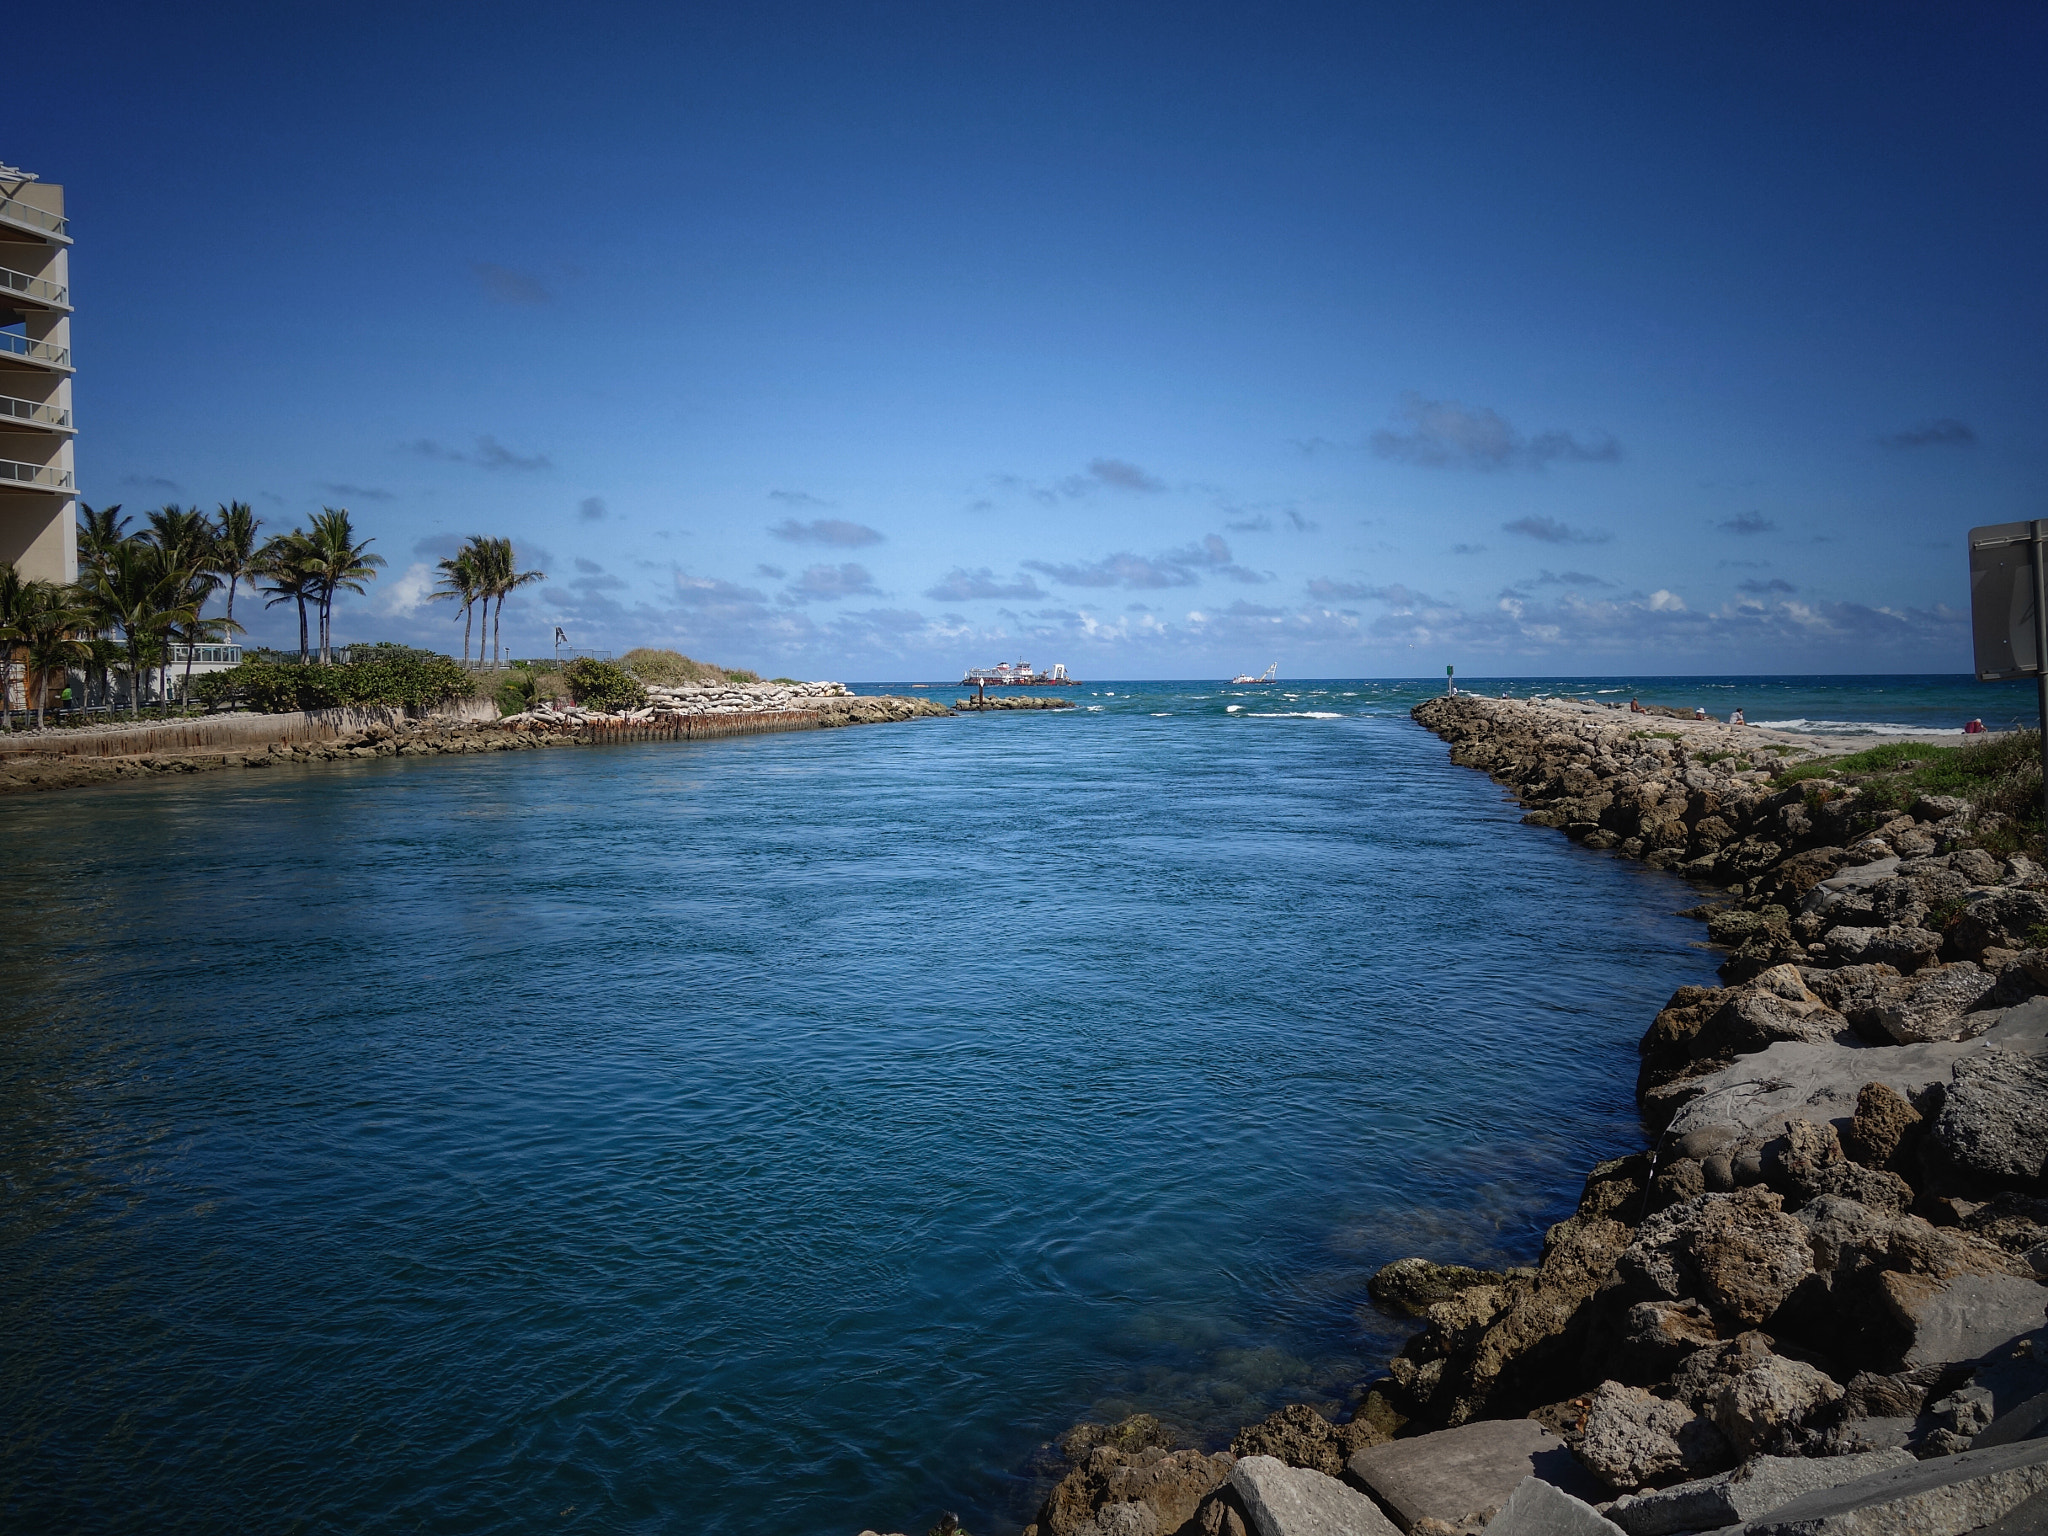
xmin=1810 ymin=963 xmax=1907 ymax=1032
xmin=1606 ymin=1450 xmax=1915 ymax=1536
xmin=1949 ymin=889 xmax=2048 ymax=962
xmin=1870 ymin=962 xmax=1998 ymax=1044
xmin=1478 ymin=1477 xmax=1623 ymax=1536
xmin=1708 ymin=1348 xmax=1845 ymax=1457
xmin=1347 ymin=1418 xmax=1604 ymax=1533
xmin=1741 ymin=1438 xmax=2048 ymax=1536
xmin=1822 ymin=924 xmax=1943 ymax=971
xmin=1879 ymin=1271 xmax=2048 ymax=1368
xmin=1570 ymin=1382 xmax=1731 ymax=1493
xmin=1843 ymin=1082 xmax=1922 ymax=1174
xmin=1935 ymin=1047 xmax=2048 ymax=1187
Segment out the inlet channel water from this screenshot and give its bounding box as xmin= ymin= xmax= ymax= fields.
xmin=1 ymin=683 xmax=1722 ymax=1534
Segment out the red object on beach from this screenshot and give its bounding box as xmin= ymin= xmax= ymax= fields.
xmin=1965 ymin=718 xmax=1986 ymax=734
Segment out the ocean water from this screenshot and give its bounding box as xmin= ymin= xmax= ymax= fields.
xmin=6 ymin=680 xmax=1780 ymax=1533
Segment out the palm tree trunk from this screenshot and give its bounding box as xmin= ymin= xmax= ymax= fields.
xmin=181 ymin=632 xmax=198 ymax=705
xmin=492 ymin=594 xmax=502 ymax=670
xmin=127 ymin=632 xmax=143 ymax=718
xmin=462 ymin=602 xmax=473 ymax=665
xmin=296 ymin=594 xmax=309 ymax=663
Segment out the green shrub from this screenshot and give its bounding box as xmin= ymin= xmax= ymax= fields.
xmin=618 ymin=647 xmax=759 ymax=686
xmin=563 ymin=657 xmax=647 ymax=710
xmin=193 ymin=645 xmax=478 ymax=713
xmin=495 ymin=670 xmax=541 ymax=716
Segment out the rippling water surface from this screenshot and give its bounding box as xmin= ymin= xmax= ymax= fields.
xmin=0 ymin=682 xmax=1727 ymax=1533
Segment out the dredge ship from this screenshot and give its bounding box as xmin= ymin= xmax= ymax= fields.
xmin=1229 ymin=664 xmax=1279 ymax=685
xmin=959 ymin=660 xmax=1078 ymax=687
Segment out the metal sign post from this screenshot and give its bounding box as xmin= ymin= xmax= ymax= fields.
xmin=1446 ymin=663 xmax=1454 ymax=697
xmin=1967 ymin=520 xmax=2048 ymax=825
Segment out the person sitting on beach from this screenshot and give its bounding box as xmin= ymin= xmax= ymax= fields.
xmin=1965 ymin=718 xmax=1986 ymax=734
xmin=1731 ymin=707 xmax=1746 ymax=726
xmin=1630 ymin=697 xmax=1644 ymax=712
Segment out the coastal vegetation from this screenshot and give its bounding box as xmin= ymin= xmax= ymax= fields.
xmin=620 ymin=647 xmax=761 ymax=686
xmin=1772 ymin=731 xmax=2044 ymax=856
xmin=0 ymin=505 xmax=556 ymax=726
xmin=561 ymin=657 xmax=647 ymax=711
xmin=190 ymin=645 xmax=477 ymax=713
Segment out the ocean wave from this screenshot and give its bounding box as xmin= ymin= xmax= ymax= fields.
xmin=1753 ymin=718 xmax=1960 ymax=736
xmin=1246 ymin=710 xmax=1344 ymax=720
xmin=1226 ymin=704 xmax=1243 ymax=713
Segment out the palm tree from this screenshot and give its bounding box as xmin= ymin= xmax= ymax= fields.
xmin=304 ymin=508 xmax=384 ymax=663
xmin=16 ymin=581 xmax=94 ymax=727
xmin=212 ymin=501 xmax=262 ymax=631
xmin=77 ymin=503 xmax=129 ymax=577
xmin=476 ymin=536 xmax=545 ymax=670
xmin=256 ymin=530 xmax=318 ymax=664
xmin=142 ymin=507 xmax=221 ymax=705
xmin=430 ymin=546 xmax=483 ymax=664
xmin=81 ymin=539 xmax=178 ymax=717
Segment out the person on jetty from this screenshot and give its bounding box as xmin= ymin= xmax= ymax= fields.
xmin=1629 ymin=697 xmax=1644 ymax=712
xmin=1731 ymin=706 xmax=1747 ymax=726
xmin=1694 ymin=705 xmax=1707 ymax=719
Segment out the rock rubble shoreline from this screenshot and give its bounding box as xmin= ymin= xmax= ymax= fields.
xmin=0 ymin=683 xmax=955 ymax=796
xmin=880 ymin=695 xmax=2048 ymax=1536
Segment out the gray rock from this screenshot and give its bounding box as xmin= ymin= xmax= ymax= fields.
xmin=1822 ymin=924 xmax=1943 ymax=971
xmin=1348 ymin=1419 xmax=1605 ymax=1531
xmin=1607 ymin=1451 xmax=1916 ymax=1535
xmin=1228 ymin=1456 xmax=1399 ymax=1536
xmin=1978 ymin=1486 xmax=2048 ymax=1535
xmin=1741 ymin=1438 xmax=2048 ymax=1535
xmin=1872 ymin=963 xmax=1998 ymax=1044
xmin=1663 ymin=999 xmax=2048 ymax=1143
xmin=1976 ymin=1390 xmax=2048 ymax=1450
xmin=1882 ymin=1271 xmax=2048 ymax=1367
xmin=1936 ymin=1047 xmax=2048 ymax=1185
xmin=1480 ymin=1477 xmax=1624 ymax=1536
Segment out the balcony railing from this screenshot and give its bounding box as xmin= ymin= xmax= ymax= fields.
xmin=167 ymin=644 xmax=243 ymax=665
xmin=0 ymin=332 xmax=70 ymax=369
xmin=0 ymin=457 xmax=73 ymax=491
xmin=0 ymin=195 xmax=68 ymax=240
xmin=0 ymin=266 xmax=68 ymax=308
xmin=0 ymin=393 xmax=71 ymax=430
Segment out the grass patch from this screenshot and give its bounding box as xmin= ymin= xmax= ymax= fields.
xmin=1773 ymin=730 xmax=2044 ymax=852
xmin=619 ymin=648 xmax=762 ymax=686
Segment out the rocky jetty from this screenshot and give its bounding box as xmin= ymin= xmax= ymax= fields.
xmin=979 ymin=695 xmax=2048 ymax=1536
xmin=503 ymin=679 xmax=856 ymax=725
xmin=952 ymin=695 xmax=1078 ymax=711
xmin=0 ymin=689 xmax=948 ymax=796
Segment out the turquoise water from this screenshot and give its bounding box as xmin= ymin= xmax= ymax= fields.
xmin=6 ymin=682 xmax=1747 ymax=1532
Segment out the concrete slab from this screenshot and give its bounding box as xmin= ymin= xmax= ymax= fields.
xmin=1606 ymin=1452 xmax=1914 ymax=1535
xmin=1479 ymin=1477 xmax=1624 ymax=1536
xmin=1742 ymin=1438 xmax=2048 ymax=1535
xmin=1976 ymin=1390 xmax=2048 ymax=1450
xmin=1347 ymin=1418 xmax=1606 ymax=1531
xmin=1230 ymin=1455 xmax=1400 ymax=1536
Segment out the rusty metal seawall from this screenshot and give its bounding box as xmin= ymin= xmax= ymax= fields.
xmin=576 ymin=709 xmax=829 ymax=745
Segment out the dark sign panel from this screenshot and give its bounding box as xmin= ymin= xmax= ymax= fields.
xmin=1970 ymin=521 xmax=2044 ymax=682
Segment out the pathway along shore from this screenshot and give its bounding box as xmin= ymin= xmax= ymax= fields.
xmin=970 ymin=695 xmax=2048 ymax=1536
xmin=0 ymin=689 xmax=956 ymax=797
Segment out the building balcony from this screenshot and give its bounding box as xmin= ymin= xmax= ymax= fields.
xmin=168 ymin=643 xmax=243 ymax=666
xmin=0 ymin=194 xmax=69 ymax=243
xmin=0 ymin=265 xmax=68 ymax=311
xmin=0 ymin=456 xmax=74 ymax=492
xmin=0 ymin=332 xmax=71 ymax=371
xmin=0 ymin=393 xmax=72 ymax=433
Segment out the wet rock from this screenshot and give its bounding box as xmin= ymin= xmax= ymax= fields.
xmin=1226 ymin=1455 xmax=1398 ymax=1536
xmin=1571 ymin=1382 xmax=1731 ymax=1493
xmin=1934 ymin=1047 xmax=2048 ymax=1187
xmin=1371 ymin=1259 xmax=1515 ymax=1318
xmin=1230 ymin=1404 xmax=1386 ymax=1477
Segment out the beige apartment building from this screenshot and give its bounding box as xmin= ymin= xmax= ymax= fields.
xmin=0 ymin=164 xmax=75 ymax=584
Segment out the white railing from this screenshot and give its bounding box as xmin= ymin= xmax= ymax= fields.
xmin=0 ymin=457 xmax=73 ymax=490
xmin=0 ymin=195 xmax=68 ymax=240
xmin=0 ymin=266 xmax=67 ymax=307
xmin=0 ymin=332 xmax=70 ymax=368
xmin=0 ymin=394 xmax=69 ymax=429
xmin=167 ymin=643 xmax=242 ymax=665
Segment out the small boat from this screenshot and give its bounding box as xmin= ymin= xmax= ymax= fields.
xmin=1230 ymin=664 xmax=1278 ymax=685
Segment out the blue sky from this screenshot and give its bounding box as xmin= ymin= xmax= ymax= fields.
xmin=23 ymin=1 xmax=2048 ymax=678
